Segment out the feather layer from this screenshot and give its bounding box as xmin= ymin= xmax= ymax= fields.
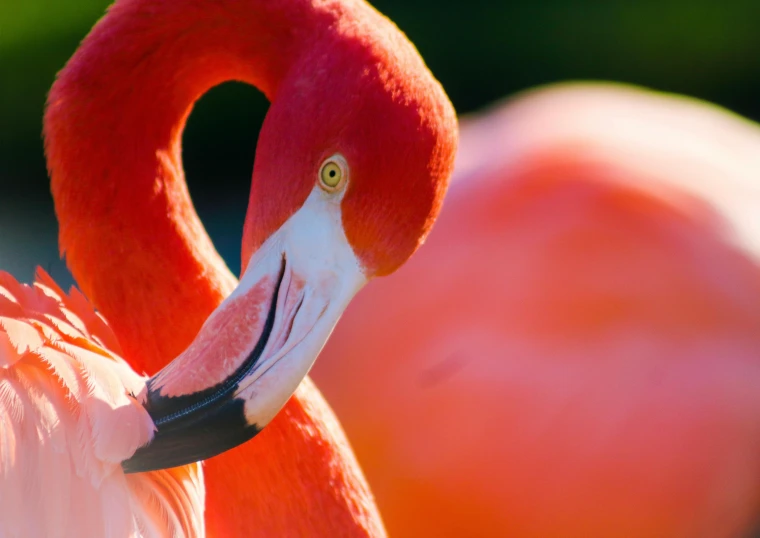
xmin=0 ymin=269 xmax=204 ymax=538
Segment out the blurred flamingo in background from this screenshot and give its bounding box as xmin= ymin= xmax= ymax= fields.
xmin=313 ymin=82 xmax=760 ymax=538
xmin=1 ymin=0 xmax=457 ymax=535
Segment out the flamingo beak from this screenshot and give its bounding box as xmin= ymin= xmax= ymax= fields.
xmin=122 ymin=188 xmax=366 ymax=473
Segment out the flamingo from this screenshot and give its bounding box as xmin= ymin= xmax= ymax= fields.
xmin=313 ymin=82 xmax=760 ymax=538
xmin=1 ymin=0 xmax=457 ymax=535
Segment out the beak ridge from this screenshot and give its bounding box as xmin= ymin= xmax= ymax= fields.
xmin=122 ymin=258 xmax=284 ymax=473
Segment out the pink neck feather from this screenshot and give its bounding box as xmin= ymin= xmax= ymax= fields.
xmin=44 ymin=0 xmax=320 ymax=367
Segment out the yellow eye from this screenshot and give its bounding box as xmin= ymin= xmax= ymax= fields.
xmin=319 ymin=155 xmax=347 ymax=191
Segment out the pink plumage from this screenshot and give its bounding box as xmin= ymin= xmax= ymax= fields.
xmin=0 ymin=270 xmax=204 ymax=538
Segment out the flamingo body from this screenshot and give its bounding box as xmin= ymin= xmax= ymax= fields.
xmin=0 ymin=270 xmax=204 ymax=538
xmin=314 ymin=83 xmax=760 ymax=537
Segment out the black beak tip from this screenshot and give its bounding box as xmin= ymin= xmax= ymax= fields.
xmin=122 ymin=396 xmax=262 ymax=474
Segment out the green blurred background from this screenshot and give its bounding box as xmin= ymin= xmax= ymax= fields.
xmin=1 ymin=0 xmax=759 ymax=285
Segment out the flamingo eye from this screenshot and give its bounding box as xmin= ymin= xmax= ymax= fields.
xmin=319 ymin=154 xmax=348 ymax=191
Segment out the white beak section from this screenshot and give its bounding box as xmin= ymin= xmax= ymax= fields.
xmin=234 ymin=185 xmax=368 ymax=426
xmin=122 ymin=184 xmax=367 ymax=473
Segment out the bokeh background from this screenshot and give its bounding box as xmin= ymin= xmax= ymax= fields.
xmin=1 ymin=0 xmax=760 ymax=283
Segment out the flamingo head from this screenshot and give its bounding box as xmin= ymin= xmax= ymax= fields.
xmin=122 ymin=12 xmax=457 ymax=473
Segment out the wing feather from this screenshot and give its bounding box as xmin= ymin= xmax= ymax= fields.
xmin=0 ymin=270 xmax=205 ymax=538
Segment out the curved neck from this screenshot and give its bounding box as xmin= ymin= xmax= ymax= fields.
xmin=44 ymin=1 xmax=385 ymax=536
xmin=45 ymin=0 xmax=307 ymax=369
